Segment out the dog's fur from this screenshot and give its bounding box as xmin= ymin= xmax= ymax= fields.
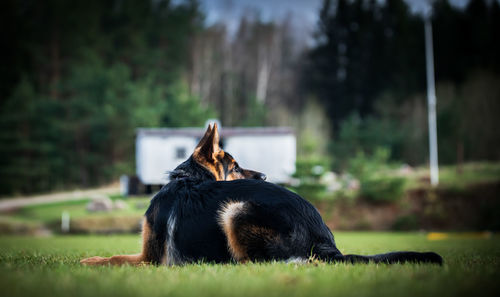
xmin=81 ymin=124 xmax=442 ymax=266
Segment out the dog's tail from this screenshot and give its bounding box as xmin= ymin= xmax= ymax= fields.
xmin=332 ymin=251 xmax=443 ymax=265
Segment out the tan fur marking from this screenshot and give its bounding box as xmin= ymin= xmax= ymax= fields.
xmin=192 ymin=153 xmax=224 ymax=181
xmin=80 ymin=218 xmax=151 ymax=266
xmin=225 ymin=171 xmax=244 ymax=181
xmin=217 ymin=201 xmax=249 ymax=261
xmin=224 ymin=157 xmax=244 ymax=181
xmin=214 ymin=151 xmax=225 ymax=180
xmin=247 ymin=225 xmax=278 ymax=239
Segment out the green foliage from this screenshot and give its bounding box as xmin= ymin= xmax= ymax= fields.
xmin=161 ymin=82 xmax=216 ymax=127
xmin=308 ymin=0 xmax=500 ymax=167
xmin=236 ymin=96 xmax=268 ymax=127
xmin=0 ymin=0 xmax=212 ymax=195
xmin=291 ymin=158 xmax=329 ymax=201
xmin=2 ymin=0 xmax=500 ymax=196
xmin=332 ymin=70 xmax=500 ymax=168
xmin=347 ymin=148 xmax=406 ymax=203
xmin=333 ymin=113 xmax=406 ymax=169
xmin=308 ymin=0 xmax=427 ymax=128
xmin=439 ymin=71 xmax=500 ymax=162
xmin=392 ymin=215 xmax=420 ymax=231
xmin=297 ymin=99 xmax=332 ymax=157
xmin=359 ymin=176 xmax=406 ymax=203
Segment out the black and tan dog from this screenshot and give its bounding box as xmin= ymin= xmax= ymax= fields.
xmin=81 ymin=124 xmax=442 ymax=266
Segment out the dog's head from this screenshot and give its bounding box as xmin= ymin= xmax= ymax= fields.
xmin=170 ymin=123 xmax=266 ymax=182
xmin=193 ymin=123 xmax=266 ymax=181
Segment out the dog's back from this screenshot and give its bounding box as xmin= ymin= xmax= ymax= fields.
xmin=146 ymin=178 xmax=341 ymax=264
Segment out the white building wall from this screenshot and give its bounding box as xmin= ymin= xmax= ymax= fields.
xmin=136 ymin=131 xmax=296 ymax=185
xmin=224 ymin=135 xmax=296 ymax=183
xmin=136 ymin=135 xmax=197 ymax=184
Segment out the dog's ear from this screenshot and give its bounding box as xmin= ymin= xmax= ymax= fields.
xmin=196 ymin=124 xmax=213 ymax=149
xmin=194 ymin=123 xmax=221 ymax=161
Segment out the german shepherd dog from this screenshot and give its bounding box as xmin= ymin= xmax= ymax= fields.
xmin=81 ymin=124 xmax=442 ymax=266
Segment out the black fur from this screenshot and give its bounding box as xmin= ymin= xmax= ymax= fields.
xmin=145 ymin=155 xmax=443 ymax=265
xmin=168 ymin=156 xmax=216 ymax=181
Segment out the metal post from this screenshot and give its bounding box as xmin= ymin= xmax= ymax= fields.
xmin=61 ymin=211 xmax=70 ymax=233
xmin=425 ymin=17 xmax=439 ymax=186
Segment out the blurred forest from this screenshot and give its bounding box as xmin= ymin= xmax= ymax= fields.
xmin=0 ymin=0 xmax=499 ymax=195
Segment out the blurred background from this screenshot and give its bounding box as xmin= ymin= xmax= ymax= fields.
xmin=0 ymin=0 xmax=499 ymax=234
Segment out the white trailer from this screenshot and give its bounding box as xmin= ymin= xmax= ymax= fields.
xmin=135 ymin=127 xmax=296 ymax=188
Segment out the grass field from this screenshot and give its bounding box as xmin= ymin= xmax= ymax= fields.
xmin=405 ymin=162 xmax=500 ymax=190
xmin=0 ymin=232 xmax=498 ymax=297
xmin=11 ymin=197 xmax=149 ymax=224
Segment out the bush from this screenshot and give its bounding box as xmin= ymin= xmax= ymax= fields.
xmin=291 ymin=158 xmax=329 ymax=201
xmin=0 ymin=217 xmax=47 ymax=235
xmin=360 ymin=175 xmax=406 ymax=203
xmin=347 ymin=148 xmax=407 ymax=203
xmin=392 ymin=214 xmax=419 ymax=230
xmin=69 ymin=216 xmax=142 ymax=234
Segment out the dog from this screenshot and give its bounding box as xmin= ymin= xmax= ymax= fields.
xmin=81 ymin=123 xmax=442 ymax=266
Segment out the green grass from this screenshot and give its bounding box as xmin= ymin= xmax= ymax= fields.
xmin=406 ymin=162 xmax=500 ymax=191
xmin=0 ymin=233 xmax=499 ymax=297
xmin=9 ymin=197 xmax=149 ymax=224
xmin=437 ymin=162 xmax=500 ymax=189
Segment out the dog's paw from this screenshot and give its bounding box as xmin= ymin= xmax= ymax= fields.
xmin=80 ymin=256 xmax=110 ymax=266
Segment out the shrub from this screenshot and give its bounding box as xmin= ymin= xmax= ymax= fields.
xmin=392 ymin=214 xmax=419 ymax=230
xmin=0 ymin=217 xmax=47 ymax=235
xmin=347 ymin=148 xmax=407 ymax=203
xmin=360 ymin=175 xmax=406 ymax=203
xmin=69 ymin=216 xmax=142 ymax=234
xmin=291 ymin=158 xmax=329 ymax=201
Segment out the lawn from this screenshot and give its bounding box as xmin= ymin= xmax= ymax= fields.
xmin=0 ymin=232 xmax=498 ymax=297
xmin=0 ymin=196 xmax=151 ymax=234
xmin=12 ymin=197 xmax=149 ymax=224
xmin=406 ymin=162 xmax=500 ymax=191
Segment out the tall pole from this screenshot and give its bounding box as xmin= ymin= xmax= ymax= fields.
xmin=425 ymin=17 xmax=439 ymax=186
